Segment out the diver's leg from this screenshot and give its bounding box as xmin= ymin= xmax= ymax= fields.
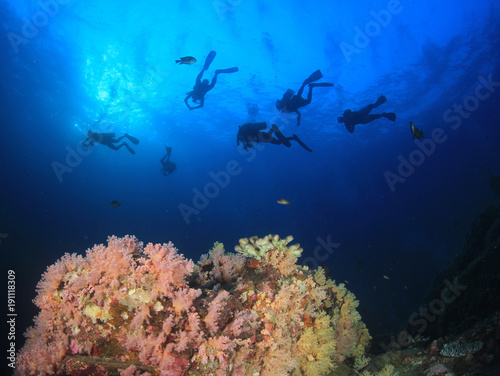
xmin=269 ymin=137 xmax=281 ymax=145
xmin=114 ymin=135 xmax=125 ymax=142
xmin=359 ymin=97 xmax=387 ymax=116
xmin=119 ymin=142 xmax=135 ymax=154
xmin=257 ymin=129 xmax=276 ymax=144
xmin=208 ymin=74 xmax=219 ymax=90
xmin=363 ymin=114 xmax=383 ymax=123
xmin=195 ymin=71 xmax=204 ymax=85
xmin=270 ymin=124 xmax=292 ymax=147
xmin=382 ymin=112 xmax=397 ymax=121
xmin=304 ymin=86 xmax=314 ymax=106
xmin=106 ymin=143 xmax=120 ymax=151
xmin=296 ymin=82 xmax=307 ymax=97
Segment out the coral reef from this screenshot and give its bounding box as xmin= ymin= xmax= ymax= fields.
xmin=439 ymin=341 xmax=483 ymax=357
xmin=235 ymin=234 xmax=303 ymax=260
xmin=16 ymin=234 xmax=370 ymax=376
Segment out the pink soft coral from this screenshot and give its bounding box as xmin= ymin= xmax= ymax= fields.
xmin=17 ymin=235 xmax=371 ymax=376
xmin=198 ymin=242 xmax=245 ymax=283
xmin=204 ymin=290 xmax=230 ymax=334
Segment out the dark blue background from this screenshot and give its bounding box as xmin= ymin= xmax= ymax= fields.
xmin=1 ymin=1 xmax=499 ymax=372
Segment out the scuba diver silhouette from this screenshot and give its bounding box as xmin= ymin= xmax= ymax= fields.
xmin=276 ymin=69 xmax=334 ymax=126
xmin=82 ymin=131 xmax=139 ymax=154
xmin=237 ymin=122 xmax=312 ymax=152
xmin=184 ymin=51 xmax=238 ymax=110
xmin=161 ymin=145 xmax=177 ymax=176
xmin=337 ymin=95 xmax=397 ymax=133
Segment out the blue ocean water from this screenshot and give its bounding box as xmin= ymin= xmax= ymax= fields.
xmin=1 ymin=0 xmax=499 ymax=369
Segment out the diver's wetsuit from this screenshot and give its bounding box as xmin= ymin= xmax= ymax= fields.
xmin=83 ymin=131 xmax=139 ymax=154
xmin=276 ymin=70 xmax=333 ymax=125
xmin=339 ymin=96 xmax=396 ymax=133
xmin=184 ymin=51 xmax=238 ymax=110
xmin=236 ymin=123 xmax=312 ymax=152
xmin=161 ymin=146 xmax=176 ymax=176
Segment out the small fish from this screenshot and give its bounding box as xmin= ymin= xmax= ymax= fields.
xmin=176 ymin=56 xmax=196 ymax=65
xmin=277 ymin=199 xmax=291 ymax=205
xmin=383 ymin=275 xmax=390 ymax=280
xmin=110 ymin=200 xmax=121 ymax=207
xmin=410 ymin=121 xmax=424 ymax=140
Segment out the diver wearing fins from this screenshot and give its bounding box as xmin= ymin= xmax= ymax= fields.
xmin=276 ymin=69 xmax=334 ymax=126
xmin=184 ymin=50 xmax=238 ymax=110
xmin=236 ymin=122 xmax=313 ymax=152
xmin=410 ymin=121 xmax=424 ymax=140
xmin=160 ymin=144 xmax=177 ymax=176
xmin=337 ymin=95 xmax=396 ymax=133
xmin=82 ymin=131 xmax=139 ymax=154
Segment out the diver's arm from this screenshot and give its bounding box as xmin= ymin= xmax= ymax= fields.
xmin=189 ymin=98 xmax=204 ymax=110
xmin=184 ymin=94 xmax=193 ymax=109
xmin=81 ymin=137 xmax=93 ymax=148
xmin=295 ymin=110 xmax=302 ymax=126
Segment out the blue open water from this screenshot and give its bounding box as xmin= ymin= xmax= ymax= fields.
xmin=1 ymin=0 xmax=500 ymax=372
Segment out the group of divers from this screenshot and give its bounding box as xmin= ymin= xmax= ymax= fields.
xmin=81 ymin=51 xmax=424 ymax=176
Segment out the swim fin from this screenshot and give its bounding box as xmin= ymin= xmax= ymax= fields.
xmin=305 ymin=69 xmax=323 ymax=84
xmin=292 ymin=135 xmax=313 ymax=152
xmin=123 ymin=143 xmax=136 ymax=154
xmin=215 ymin=67 xmax=239 ymax=74
xmin=203 ymin=50 xmax=217 ymax=70
xmin=309 ymin=82 xmax=334 ymax=88
xmin=375 ymin=95 xmax=387 ymax=107
xmin=125 ymin=134 xmax=140 ymax=145
xmin=383 ymin=112 xmax=397 ymax=121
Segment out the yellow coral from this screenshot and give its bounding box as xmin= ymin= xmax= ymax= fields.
xmin=235 ymin=234 xmax=303 ymax=259
xmin=297 ymin=313 xmax=336 ymax=376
